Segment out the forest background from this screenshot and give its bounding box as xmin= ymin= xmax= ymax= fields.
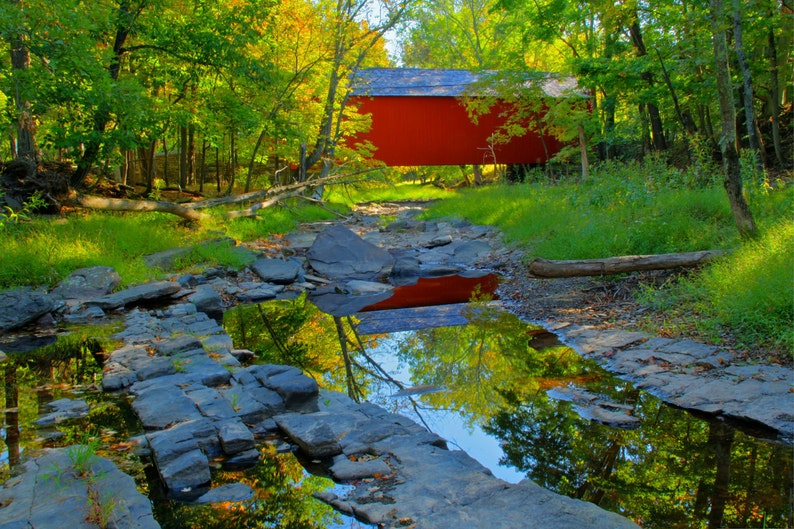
xmin=0 ymin=0 xmax=792 ymax=356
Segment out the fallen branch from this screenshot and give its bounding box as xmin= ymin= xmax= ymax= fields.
xmin=528 ymin=250 xmax=725 ymax=278
xmin=220 ymin=190 xmax=304 ymax=219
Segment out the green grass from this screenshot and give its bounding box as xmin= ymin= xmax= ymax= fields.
xmin=422 ymin=164 xmax=793 ymax=357
xmin=324 ymin=180 xmax=453 ymax=205
xmin=0 ymin=201 xmax=340 ymax=289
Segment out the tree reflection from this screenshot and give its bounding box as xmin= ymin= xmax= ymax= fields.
xmin=226 ymin=298 xmax=793 ymax=528
xmin=153 ymin=446 xmax=344 ymax=529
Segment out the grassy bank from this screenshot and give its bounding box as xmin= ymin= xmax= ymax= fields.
xmin=422 ymin=165 xmax=793 ymax=357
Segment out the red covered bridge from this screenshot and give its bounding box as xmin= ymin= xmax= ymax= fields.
xmin=347 ymin=68 xmax=577 ymax=167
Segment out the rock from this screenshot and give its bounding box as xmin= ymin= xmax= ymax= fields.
xmin=235 ymin=283 xmax=282 ymax=303
xmin=306 ymin=224 xmax=394 ymax=280
xmin=329 ymin=454 xmax=392 ymax=481
xmin=156 ymin=449 xmax=211 ymax=493
xmin=0 ymin=287 xmax=60 ymax=333
xmin=217 ymin=419 xmax=256 ymax=455
xmin=250 ymin=258 xmax=302 ymax=284
xmin=50 ymin=266 xmax=121 ymax=301
xmin=274 ymin=412 xmax=343 ymax=458
xmin=256 ymin=364 xmax=320 ymax=413
xmin=34 ymin=398 xmax=90 ymax=426
xmin=0 ymin=447 xmax=160 ymax=529
xmin=131 ymin=379 xmax=205 ymax=429
xmin=308 ymin=284 xmax=393 ymax=316
xmin=188 ymin=284 xmax=223 ymax=321
xmin=192 ymin=482 xmax=255 ymax=505
xmin=89 ymin=280 xmax=182 ymax=310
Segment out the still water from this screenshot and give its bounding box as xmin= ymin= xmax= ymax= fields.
xmin=2 ymin=298 xmax=792 ymax=528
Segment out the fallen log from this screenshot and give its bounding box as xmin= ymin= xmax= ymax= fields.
xmin=65 ymin=194 xmax=207 ymax=222
xmin=528 ymin=250 xmax=725 ymax=278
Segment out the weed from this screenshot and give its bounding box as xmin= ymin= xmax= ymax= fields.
xmin=85 ymin=483 xmax=119 ymax=528
xmin=67 ymin=440 xmax=101 ymax=477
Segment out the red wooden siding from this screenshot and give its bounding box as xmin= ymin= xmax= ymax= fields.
xmin=348 ymin=95 xmax=565 ymax=167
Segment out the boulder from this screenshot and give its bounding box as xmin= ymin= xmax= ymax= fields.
xmin=306 ymin=224 xmax=394 ymax=280
xmin=0 ymin=287 xmax=60 ymax=333
xmin=50 ymin=266 xmax=121 ymax=301
xmin=250 ymin=258 xmax=302 ymax=284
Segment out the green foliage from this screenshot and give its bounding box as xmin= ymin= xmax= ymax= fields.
xmin=0 ymin=191 xmax=47 ymax=228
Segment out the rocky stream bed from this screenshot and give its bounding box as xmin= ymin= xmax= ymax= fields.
xmin=1 ymin=201 xmax=792 ymax=529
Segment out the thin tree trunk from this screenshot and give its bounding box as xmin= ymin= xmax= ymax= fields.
xmin=710 ymin=0 xmax=758 ymax=239
xmin=163 ymin=136 xmax=170 ymax=187
xmin=246 ymin=129 xmax=267 ymax=193
xmin=767 ymin=29 xmax=785 ymax=166
xmin=629 ymin=19 xmax=667 ymax=151
xmin=199 ymin=138 xmax=206 ymax=193
xmin=732 ymin=0 xmax=763 ymax=170
xmin=9 ymin=0 xmax=35 ymax=161
xmin=187 ymin=123 xmax=195 ymax=186
xmin=179 ymin=125 xmax=188 ymax=190
xmin=578 ymin=125 xmax=589 ymax=179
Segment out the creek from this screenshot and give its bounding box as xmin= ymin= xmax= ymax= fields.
xmin=1 ymin=296 xmax=792 ymax=528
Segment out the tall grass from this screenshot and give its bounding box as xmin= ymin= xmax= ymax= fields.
xmin=423 ymin=161 xmax=793 ymax=357
xmin=0 ymin=201 xmax=339 ymax=289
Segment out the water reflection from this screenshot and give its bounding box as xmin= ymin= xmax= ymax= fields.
xmin=235 ymin=297 xmax=793 ymax=528
xmin=151 ymin=446 xmax=347 ymax=529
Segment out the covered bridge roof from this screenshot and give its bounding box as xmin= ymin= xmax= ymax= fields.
xmin=350 ymin=68 xmax=578 ymax=98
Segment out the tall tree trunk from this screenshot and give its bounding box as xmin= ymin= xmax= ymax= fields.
xmin=732 ymin=0 xmax=763 ymax=170
xmin=767 ymin=28 xmax=785 ymax=166
xmin=246 ymin=129 xmax=267 ymax=193
xmin=578 ymin=125 xmax=589 ymax=179
xmin=70 ymin=0 xmax=135 ymax=188
xmin=179 ymin=125 xmax=188 ymax=190
xmin=199 ymin=138 xmax=206 ymax=193
xmin=187 ymin=123 xmax=195 ymax=186
xmin=162 ymin=136 xmax=170 ymax=187
xmin=629 ymin=19 xmax=667 ymax=151
xmin=710 ymin=0 xmax=758 ymax=239
xmin=9 ymin=0 xmax=35 ymax=161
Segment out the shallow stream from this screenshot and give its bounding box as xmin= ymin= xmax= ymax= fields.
xmin=1 ymin=297 xmax=792 ymax=528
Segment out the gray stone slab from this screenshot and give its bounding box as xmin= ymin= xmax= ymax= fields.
xmin=0 ymin=448 xmax=160 ymax=529
xmin=185 ymin=387 xmax=237 ymax=420
xmin=132 ymin=384 xmax=203 ymax=429
xmin=89 ymin=280 xmax=181 ymax=310
xmin=274 ymin=412 xmax=343 ymax=458
xmin=250 ymin=258 xmax=302 ymax=284
xmin=217 ymin=419 xmax=256 ymax=455
xmin=50 ymin=266 xmax=121 ymax=301
xmin=306 ymin=224 xmax=394 ymax=280
xmin=329 ymin=454 xmax=391 ymax=481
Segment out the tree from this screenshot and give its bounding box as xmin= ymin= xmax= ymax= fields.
xmin=302 ymin=0 xmax=407 ymax=180
xmin=5 ymin=0 xmax=36 ymax=160
xmin=709 ymin=0 xmax=757 ymax=239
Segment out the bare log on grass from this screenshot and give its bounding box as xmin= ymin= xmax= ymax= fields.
xmin=66 ymin=194 xmax=206 ymax=222
xmin=528 ymin=250 xmax=725 ymax=278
